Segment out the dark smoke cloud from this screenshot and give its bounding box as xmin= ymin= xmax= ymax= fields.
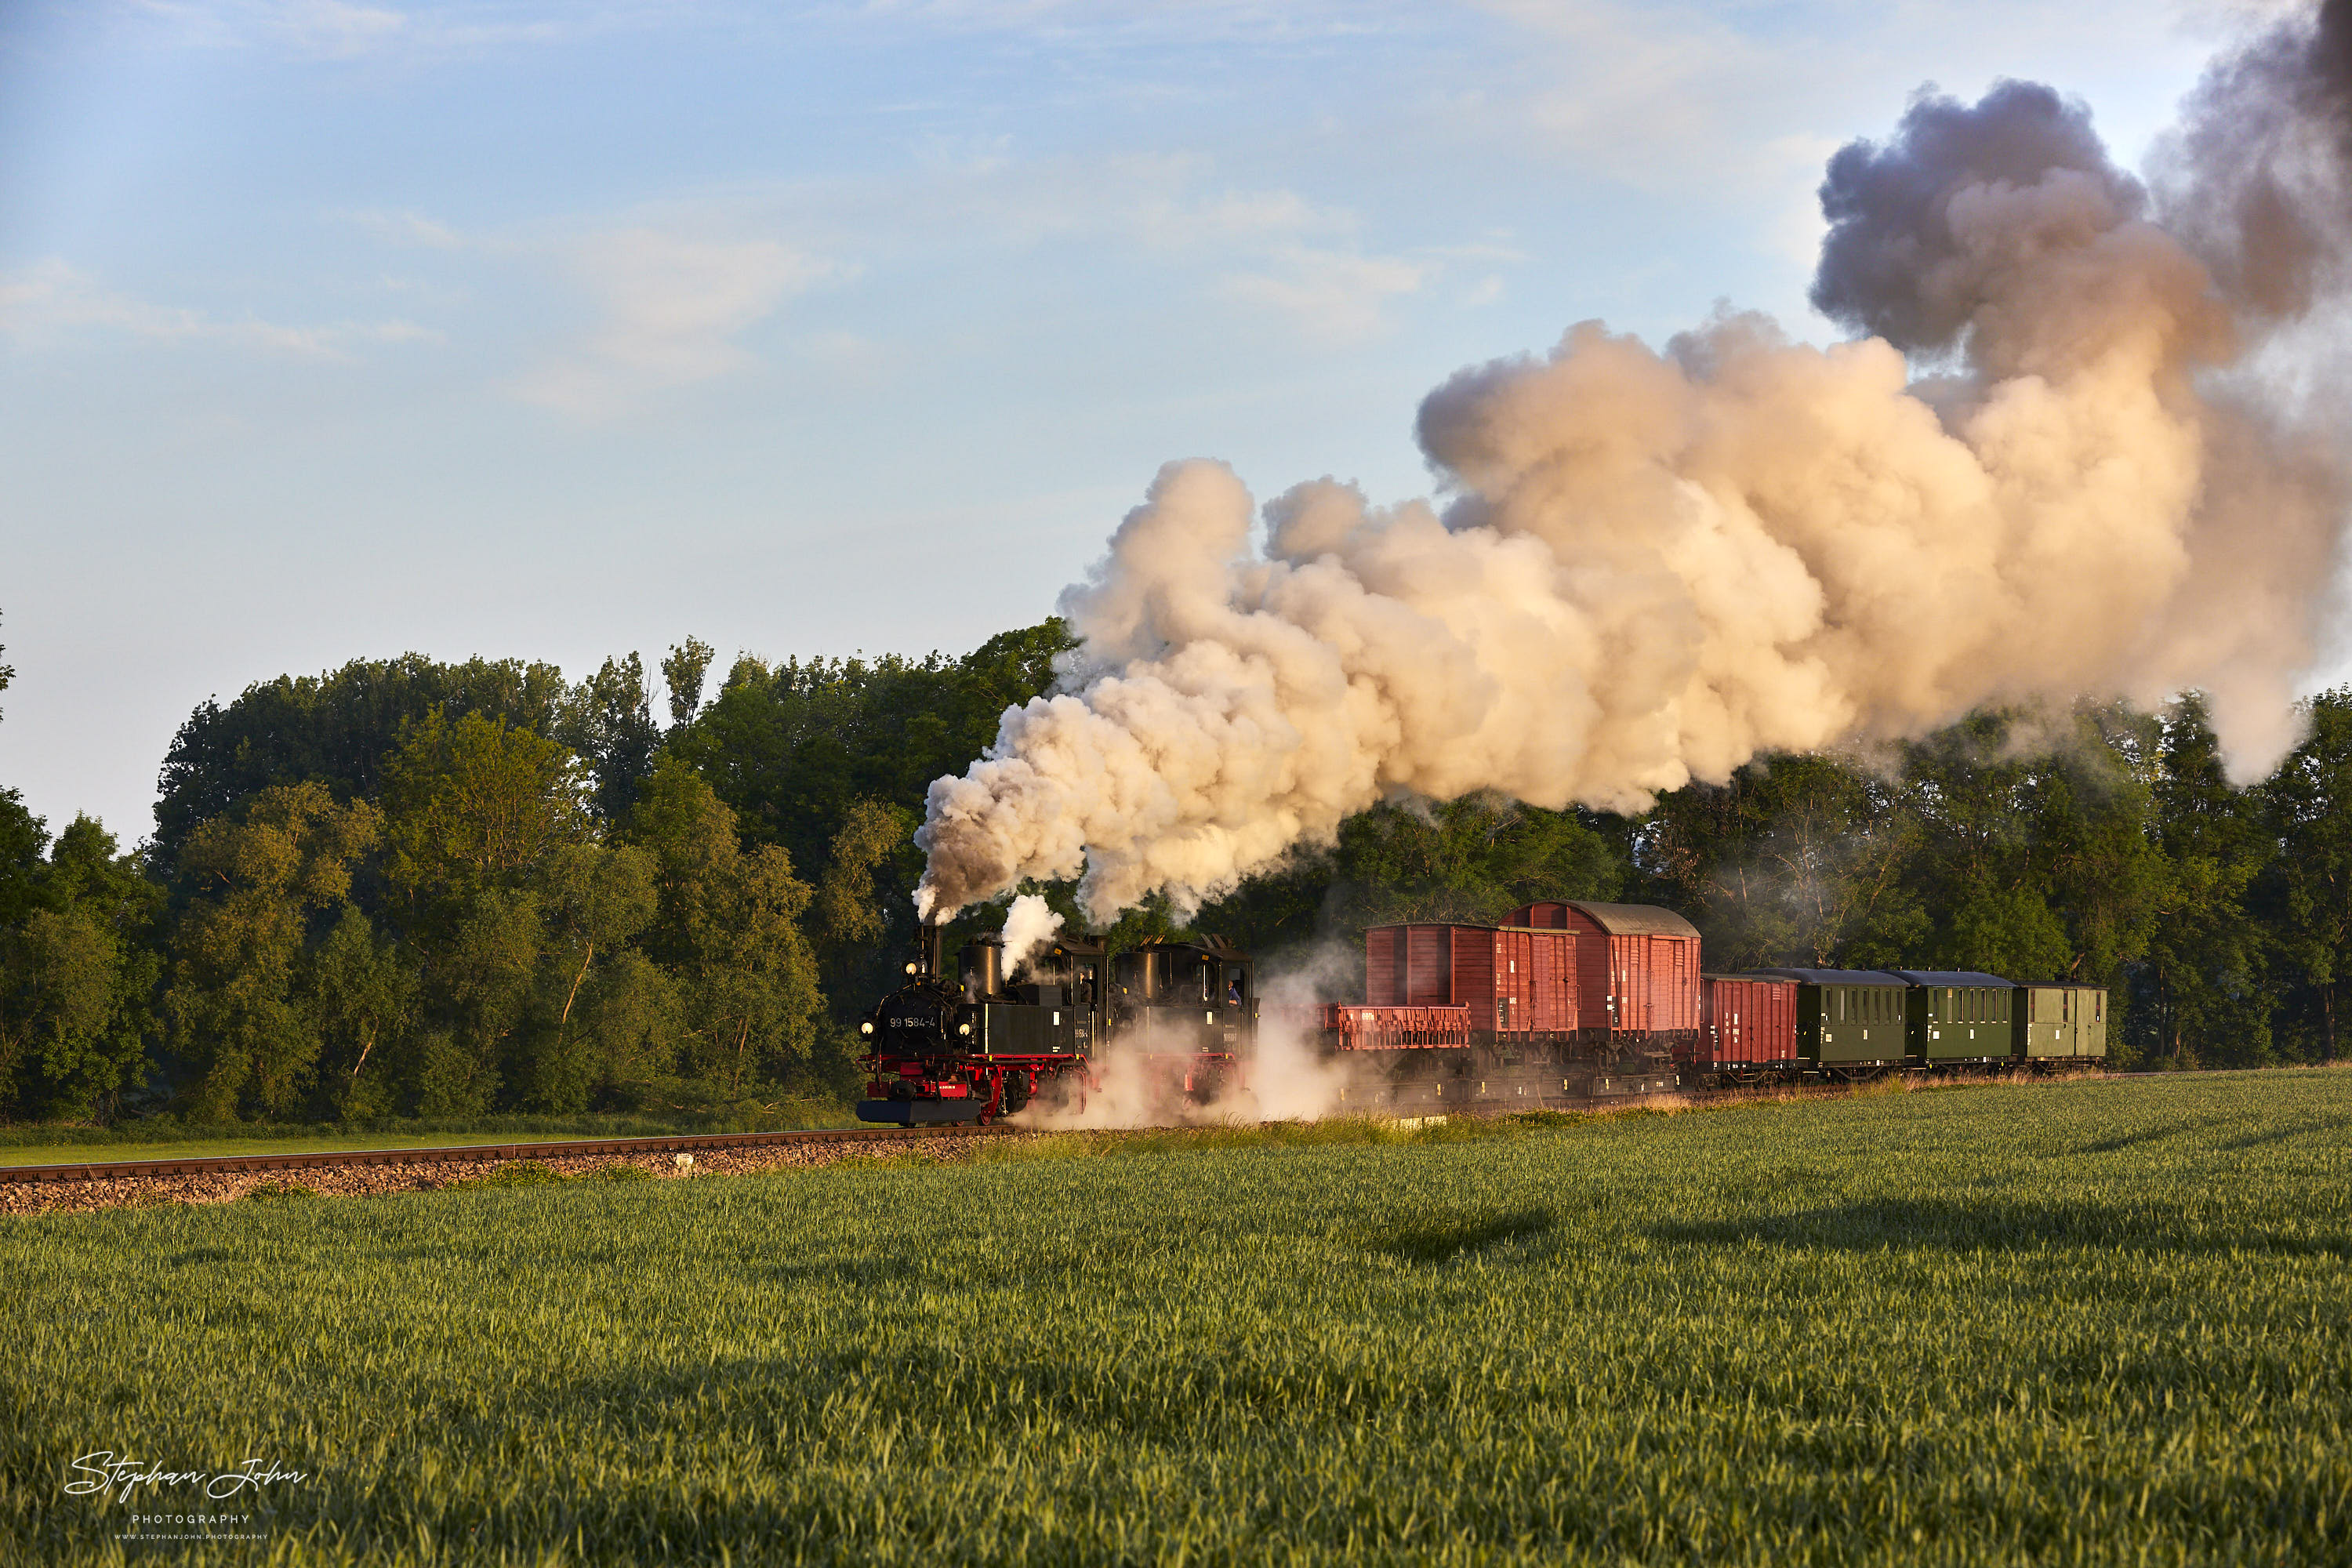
xmin=2154 ymin=0 xmax=2352 ymax=323
xmin=1811 ymin=80 xmax=2142 ymax=352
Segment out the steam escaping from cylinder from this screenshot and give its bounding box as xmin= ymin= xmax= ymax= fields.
xmin=917 ymin=6 xmax=2352 ymax=927
xmin=999 ymin=892 xmax=1065 ymax=979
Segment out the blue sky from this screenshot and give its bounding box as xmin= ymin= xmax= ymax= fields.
xmin=0 ymin=0 xmax=2280 ymax=840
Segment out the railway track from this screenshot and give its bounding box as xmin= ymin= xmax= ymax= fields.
xmin=0 ymin=1070 xmax=2083 ymax=1194
xmin=0 ymin=1123 xmax=1013 ymax=1186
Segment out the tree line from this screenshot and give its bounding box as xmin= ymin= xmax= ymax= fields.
xmin=2 ymin=610 xmax=2346 ymax=1123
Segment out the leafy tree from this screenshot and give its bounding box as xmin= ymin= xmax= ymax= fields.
xmin=381 ymin=709 xmax=592 ymax=924
xmin=165 ymin=784 xmax=381 ymax=1119
xmin=2114 ymin=697 xmax=2271 ymax=1067
xmin=2032 ymin=706 xmax=2168 ymax=988
xmin=668 ymin=620 xmax=1074 ymax=880
xmin=1644 ymin=753 xmax=1925 ymax=970
xmin=559 ymin=655 xmax=661 ymax=824
xmin=1320 ymin=798 xmax=1619 ymax=932
xmin=303 ymin=906 xmax=417 ymax=1119
xmin=1896 ymin=715 xmax=2074 ymax=976
xmin=663 ymin=637 xmax=715 ymax=728
xmin=523 ymin=842 xmax=664 ymax=1111
xmin=811 ymin=798 xmax=916 ymax=1015
xmin=1 ymin=909 xmax=117 ymax=1118
xmin=2262 ymin=689 xmax=2352 ymax=1064
xmin=0 ymin=789 xmax=45 ymax=935
xmin=629 ymin=760 xmax=826 ymax=1098
xmin=20 ymin=818 xmax=166 ymax=1118
xmin=412 ymin=886 xmax=540 ymax=1114
xmin=153 ymin=653 xmax=576 ymax=873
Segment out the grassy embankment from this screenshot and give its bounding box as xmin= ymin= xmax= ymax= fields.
xmin=0 ymin=1105 xmax=858 ymax=1167
xmin=5 ymin=1069 xmax=2349 ymax=1566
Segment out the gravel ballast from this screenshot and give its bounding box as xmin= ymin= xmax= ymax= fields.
xmin=0 ymin=1131 xmax=1014 ymax=1217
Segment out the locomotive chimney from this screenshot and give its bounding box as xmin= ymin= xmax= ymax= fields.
xmin=960 ymin=934 xmax=1005 ymax=1001
xmin=916 ymin=920 xmax=942 ymax=979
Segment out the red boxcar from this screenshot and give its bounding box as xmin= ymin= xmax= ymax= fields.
xmin=1506 ymin=901 xmax=1702 ymax=1045
xmin=1697 ymin=974 xmax=1798 ymax=1073
xmin=1363 ymin=924 xmax=1578 ymax=1036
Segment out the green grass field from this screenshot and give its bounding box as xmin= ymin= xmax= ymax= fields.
xmin=5 ymin=1070 xmax=2349 ymax=1566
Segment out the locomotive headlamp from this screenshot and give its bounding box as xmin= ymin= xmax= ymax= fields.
xmin=957 ymin=1022 xmax=972 ymax=1036
xmin=904 ymin=961 xmax=918 ymax=975
xmin=858 ymin=1021 xmax=874 ymax=1035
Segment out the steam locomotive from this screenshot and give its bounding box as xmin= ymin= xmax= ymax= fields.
xmin=855 ymin=924 xmax=1258 ymax=1125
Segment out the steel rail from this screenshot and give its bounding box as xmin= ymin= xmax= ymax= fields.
xmin=0 ymin=1124 xmax=1013 ymax=1185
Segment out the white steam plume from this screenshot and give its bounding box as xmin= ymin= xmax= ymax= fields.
xmin=999 ymin=892 xmax=1065 ymax=979
xmin=919 ymin=36 xmax=2352 ymax=927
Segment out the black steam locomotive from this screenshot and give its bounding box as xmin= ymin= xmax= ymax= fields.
xmin=855 ymin=923 xmax=1259 ymax=1125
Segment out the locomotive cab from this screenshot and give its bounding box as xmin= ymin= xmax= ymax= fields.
xmin=1110 ymin=937 xmax=1258 ymax=1062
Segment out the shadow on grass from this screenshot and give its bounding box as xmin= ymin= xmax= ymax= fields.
xmin=2072 ymin=1120 xmax=2222 ymax=1154
xmin=2215 ymin=1116 xmax=2350 ymax=1152
xmin=1653 ymin=1197 xmax=2352 ymax=1258
xmin=1365 ymin=1207 xmax=1553 ymax=1265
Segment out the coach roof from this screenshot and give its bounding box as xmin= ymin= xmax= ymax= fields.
xmin=1880 ymin=970 xmax=2016 ymax=988
xmin=1747 ymin=968 xmax=1908 ymax=985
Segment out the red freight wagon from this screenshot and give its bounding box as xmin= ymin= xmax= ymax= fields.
xmin=1507 ymin=901 xmax=1703 ymax=1051
xmin=1697 ymin=973 xmax=1799 ymax=1078
xmin=1363 ymin=923 xmax=1578 ymax=1038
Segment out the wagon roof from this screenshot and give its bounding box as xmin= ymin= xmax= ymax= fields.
xmin=1880 ymin=969 xmax=2017 ymax=988
xmin=1563 ymin=901 xmax=1701 ymax=939
xmin=1747 ymin=967 xmax=1908 ymax=985
xmin=1701 ymin=971 xmax=1798 ymax=985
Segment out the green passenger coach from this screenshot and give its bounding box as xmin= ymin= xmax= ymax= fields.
xmin=2013 ymin=982 xmax=2107 ymax=1064
xmin=1881 ymin=971 xmax=2017 ymax=1066
xmin=1748 ymin=970 xmax=1909 ymax=1077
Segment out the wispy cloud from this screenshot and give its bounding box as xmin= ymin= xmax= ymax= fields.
xmin=341 ymin=208 xmax=467 ymax=249
xmin=510 ymin=228 xmax=839 ymax=416
xmin=1221 ymin=244 xmax=1434 ymax=343
xmin=0 ymin=259 xmax=439 ymax=356
xmin=124 ymin=0 xmax=599 ymax=60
